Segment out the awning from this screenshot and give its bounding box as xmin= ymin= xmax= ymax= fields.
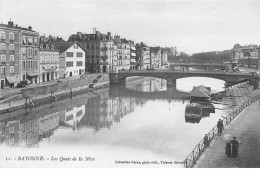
xmin=27 ymin=72 xmax=40 ymax=76
xmin=6 ymin=76 xmax=20 ymax=83
xmin=131 ymin=47 xmax=136 ymax=50
xmin=131 ymin=53 xmax=136 ymax=57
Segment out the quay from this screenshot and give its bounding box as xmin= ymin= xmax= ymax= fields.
xmin=183 ymin=81 xmax=260 ymax=168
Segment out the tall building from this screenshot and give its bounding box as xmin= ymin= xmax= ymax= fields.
xmin=0 ymin=20 xmax=20 ymax=89
xmin=68 ymin=29 xmax=113 ymax=73
xmin=129 ymin=40 xmax=137 ymax=70
xmin=113 ymin=35 xmax=131 ymax=71
xmin=39 ymin=35 xmax=60 ymax=82
xmin=52 ymin=42 xmax=85 ymax=78
xmin=20 ymin=25 xmax=40 ymax=84
xmin=231 ymin=44 xmax=260 ymax=69
xmin=136 ymin=42 xmax=150 ymax=70
xmin=150 ymin=47 xmax=161 ymax=69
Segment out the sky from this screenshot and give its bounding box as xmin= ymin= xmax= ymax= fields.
xmin=0 ymin=0 xmax=260 ymax=55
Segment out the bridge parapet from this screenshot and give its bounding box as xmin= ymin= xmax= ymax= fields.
xmin=109 ymin=70 xmax=260 ymax=86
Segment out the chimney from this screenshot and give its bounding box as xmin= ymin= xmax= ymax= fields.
xmin=8 ymin=19 xmax=14 ymax=27
xmin=28 ymin=26 xmax=32 ymax=30
xmin=93 ymin=28 xmax=96 ymax=34
xmin=107 ymin=32 xmax=111 ymax=36
xmin=77 ymin=32 xmax=82 ymax=37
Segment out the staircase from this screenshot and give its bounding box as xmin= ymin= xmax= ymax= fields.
xmin=89 ymin=75 xmax=103 ymax=88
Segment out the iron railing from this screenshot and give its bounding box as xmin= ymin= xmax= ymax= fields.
xmin=183 ymin=94 xmax=260 ymax=168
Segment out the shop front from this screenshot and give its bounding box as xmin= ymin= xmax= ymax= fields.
xmin=27 ymin=72 xmax=40 ymax=84
xmin=5 ymin=76 xmax=20 ymax=88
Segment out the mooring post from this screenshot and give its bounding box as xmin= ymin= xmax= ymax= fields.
xmin=50 ymin=91 xmax=53 ymax=108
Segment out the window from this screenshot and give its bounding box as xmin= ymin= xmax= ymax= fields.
xmin=34 ymin=49 xmax=37 ymax=56
xmin=66 ymin=61 xmax=73 ymax=67
xmin=76 ymin=61 xmax=82 ymax=66
xmin=66 ymin=52 xmax=73 ymax=57
xmin=0 ymin=31 xmax=5 ymax=39
xmin=34 ymin=37 xmax=37 ymax=46
xmin=27 ymin=49 xmax=31 ymax=57
xmin=9 ymin=44 xmax=14 ymax=51
xmin=1 ymin=55 xmax=6 ymax=62
xmin=22 ymin=61 xmax=26 ymax=69
xmin=9 ymin=55 xmax=14 ymax=62
xmin=22 ymin=48 xmax=26 ymax=57
xmin=27 ymin=61 xmax=30 ymax=69
xmin=1 ymin=67 xmax=6 ymax=75
xmin=40 ymin=44 xmax=43 ymax=49
xmin=28 ymin=37 xmax=33 ymax=46
xmin=10 ymin=66 xmax=14 ymax=73
xmin=34 ymin=61 xmax=37 ymax=69
xmin=0 ymin=43 xmax=6 ymax=50
xmin=22 ymin=36 xmax=27 ymax=45
xmin=9 ymin=32 xmax=14 ymax=40
xmin=76 ymin=52 xmax=83 ymax=57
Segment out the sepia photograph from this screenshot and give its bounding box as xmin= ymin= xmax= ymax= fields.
xmin=0 ymin=0 xmax=260 ymax=168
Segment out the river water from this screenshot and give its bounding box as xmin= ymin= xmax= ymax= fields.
xmin=0 ymin=77 xmax=225 ymax=168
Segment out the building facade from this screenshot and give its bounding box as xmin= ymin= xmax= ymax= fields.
xmin=0 ymin=21 xmax=20 ymax=89
xmin=53 ymin=42 xmax=85 ymax=78
xmin=68 ymin=29 xmax=113 ymax=73
xmin=231 ymin=44 xmax=260 ymax=69
xmin=136 ymin=42 xmax=150 ymax=70
xmin=113 ymin=35 xmax=131 ymax=71
xmin=20 ymin=26 xmax=40 ymax=84
xmin=39 ymin=36 xmax=60 ymax=83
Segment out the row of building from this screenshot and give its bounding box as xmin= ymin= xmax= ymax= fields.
xmin=0 ymin=20 xmax=172 ymax=89
xmin=230 ymin=44 xmax=260 ymax=69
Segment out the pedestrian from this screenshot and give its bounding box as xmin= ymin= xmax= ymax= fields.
xmin=230 ymin=136 xmax=239 ymax=157
xmin=220 ymin=119 xmax=224 ymax=131
xmin=217 ymin=119 xmax=223 ymax=136
xmin=225 ymin=142 xmax=232 ymax=157
xmin=203 ymin=134 xmax=210 ymax=148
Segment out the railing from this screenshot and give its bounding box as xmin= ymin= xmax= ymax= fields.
xmin=183 ymin=94 xmax=260 ymax=168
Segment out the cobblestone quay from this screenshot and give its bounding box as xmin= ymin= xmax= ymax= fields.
xmin=195 ymin=98 xmax=260 ymax=168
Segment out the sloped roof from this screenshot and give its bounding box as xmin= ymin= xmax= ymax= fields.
xmin=52 ymin=42 xmax=86 ymax=54
xmin=190 ymin=85 xmax=211 ymax=97
xmin=190 ymin=90 xmax=210 ymax=98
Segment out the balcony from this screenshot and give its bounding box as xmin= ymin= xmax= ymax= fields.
xmin=9 ymin=62 xmax=15 ymax=65
xmin=101 ymin=47 xmax=108 ymax=51
xmin=9 ymin=50 xmax=15 ymax=54
xmin=101 ymin=55 xmax=108 ymax=60
xmin=0 ymin=38 xmax=6 ymax=43
xmin=0 ymin=62 xmax=6 ymax=66
xmin=9 ymin=39 xmax=14 ymax=43
xmin=109 ymin=47 xmax=114 ymax=50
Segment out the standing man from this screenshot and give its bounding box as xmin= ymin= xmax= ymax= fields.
xmin=217 ymin=119 xmax=223 ymax=136
xmin=230 ymin=136 xmax=239 ymax=157
xmin=203 ymin=134 xmax=210 ymax=148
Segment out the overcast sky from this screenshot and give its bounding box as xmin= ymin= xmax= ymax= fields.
xmin=1 ymin=0 xmax=260 ymax=54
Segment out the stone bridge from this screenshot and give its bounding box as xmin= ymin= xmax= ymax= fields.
xmin=109 ymin=70 xmax=259 ymax=87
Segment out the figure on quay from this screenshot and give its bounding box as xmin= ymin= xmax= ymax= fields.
xmin=203 ymin=134 xmax=210 ymax=148
xmin=230 ymin=136 xmax=239 ymax=157
xmin=225 ymin=142 xmax=232 ymax=157
xmin=217 ymin=119 xmax=224 ymax=136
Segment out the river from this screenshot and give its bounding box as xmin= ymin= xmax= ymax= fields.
xmin=0 ymin=77 xmax=226 ymax=168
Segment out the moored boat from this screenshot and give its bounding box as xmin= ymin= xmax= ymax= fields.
xmin=185 ymin=103 xmax=202 ymax=119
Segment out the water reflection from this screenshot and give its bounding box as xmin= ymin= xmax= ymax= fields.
xmin=0 ymin=77 xmax=223 ymax=148
xmin=0 ymin=77 xmax=226 ymax=167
